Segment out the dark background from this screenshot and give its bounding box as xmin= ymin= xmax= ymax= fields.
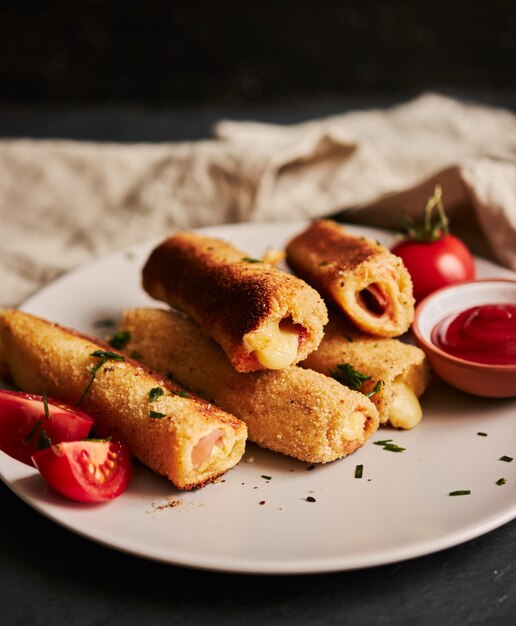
xmin=0 ymin=0 xmax=515 ymax=140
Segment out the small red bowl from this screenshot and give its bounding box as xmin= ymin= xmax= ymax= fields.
xmin=412 ymin=279 xmax=516 ymax=398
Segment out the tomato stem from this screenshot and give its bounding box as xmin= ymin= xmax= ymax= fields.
xmin=401 ymin=185 xmax=450 ymax=242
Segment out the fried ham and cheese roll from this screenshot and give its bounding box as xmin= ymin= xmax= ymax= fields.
xmin=285 ymin=220 xmax=415 ymax=337
xmin=118 ymin=308 xmax=379 ymax=464
xmin=0 ymin=309 xmax=247 ymax=490
xmin=142 ymin=231 xmax=328 ymax=373
xmin=301 ymin=314 xmax=429 ymax=429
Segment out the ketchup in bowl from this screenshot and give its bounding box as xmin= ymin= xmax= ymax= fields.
xmin=431 ymin=304 xmax=516 ymax=365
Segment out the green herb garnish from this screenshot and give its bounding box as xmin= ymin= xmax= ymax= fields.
xmin=108 ymin=330 xmax=131 ymax=350
xmin=374 ymin=439 xmax=406 ymax=452
xmin=76 ymin=351 xmax=126 ymax=406
xmin=366 ymin=380 xmax=383 ymax=398
xmin=355 ymin=464 xmax=363 ymax=479
xmin=477 ymin=432 xmax=488 ymax=437
xmin=261 ymin=475 xmax=272 ymax=481
xmin=42 ymin=392 xmax=50 ymax=420
xmin=496 ymin=478 xmax=507 ymax=486
xmin=148 ymin=410 xmax=167 ymax=419
xmin=330 ymin=363 xmax=371 ymax=391
xmin=242 ymin=257 xmax=261 ymax=263
xmin=36 ymin=428 xmax=52 ymax=450
xmin=500 ymin=455 xmax=513 ymax=463
xmin=24 ymin=418 xmax=43 ymax=443
xmin=148 ymin=387 xmax=165 ymax=402
xmin=173 ymin=390 xmax=190 ymax=399
xmin=449 ymin=490 xmax=471 ymax=496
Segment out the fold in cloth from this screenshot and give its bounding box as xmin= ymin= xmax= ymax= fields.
xmin=1 ymin=93 xmax=516 ymax=307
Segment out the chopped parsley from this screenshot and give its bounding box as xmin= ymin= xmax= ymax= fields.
xmin=330 ymin=363 xmax=371 ymax=391
xmin=449 ymin=490 xmax=471 ymax=496
xmin=306 ymin=496 xmax=316 ymax=503
xmin=148 ymin=410 xmax=167 ymax=419
xmin=148 ymin=387 xmax=165 ymax=402
xmin=242 ymin=257 xmax=261 ymax=263
xmin=477 ymin=432 xmax=488 ymax=437
xmin=496 ymin=478 xmax=507 ymax=486
xmin=261 ymin=475 xmax=272 ymax=481
xmin=108 ymin=330 xmax=131 ymax=350
xmin=499 ymin=455 xmax=513 ymax=463
xmin=355 ymin=464 xmax=363 ymax=479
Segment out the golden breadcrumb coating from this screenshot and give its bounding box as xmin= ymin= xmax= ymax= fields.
xmin=302 ymin=312 xmax=429 ymax=428
xmin=0 ymin=309 xmax=246 ymax=490
xmin=142 ymin=231 xmax=328 ymax=372
xmin=119 ymin=308 xmax=379 ymax=464
xmin=285 ymin=220 xmax=415 ymax=337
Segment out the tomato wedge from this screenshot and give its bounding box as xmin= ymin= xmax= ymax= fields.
xmin=32 ymin=439 xmax=132 ymax=502
xmin=0 ymin=390 xmax=94 ymax=466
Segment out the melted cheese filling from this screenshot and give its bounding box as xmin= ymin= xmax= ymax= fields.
xmin=244 ymin=319 xmax=299 ymax=370
xmin=341 ymin=410 xmax=367 ymax=441
xmin=388 ymin=379 xmax=422 ymax=429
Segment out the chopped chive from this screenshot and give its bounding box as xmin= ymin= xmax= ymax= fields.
xmin=129 ymin=350 xmax=141 ymax=360
xmin=36 ymin=428 xmax=52 ymax=450
xmin=42 ymin=393 xmax=50 ymax=420
xmin=172 ymin=390 xmax=190 ymax=398
xmin=330 ymin=363 xmax=371 ymax=391
xmin=355 ymin=464 xmax=363 ymax=479
xmin=148 ymin=387 xmax=164 ymax=402
xmin=261 ymin=475 xmax=272 ymax=481
xmin=24 ymin=418 xmax=43 ymax=443
xmin=90 ymin=350 xmax=125 ymax=361
xmin=496 ymin=478 xmax=507 ymax=486
xmin=242 ymin=257 xmax=261 ymax=263
xmin=499 ymin=456 xmax=513 ymax=463
xmin=382 ymin=443 xmax=406 ymax=453
xmin=374 ymin=439 xmax=405 ymax=452
xmin=449 ymin=490 xmax=471 ymax=496
xmin=477 ymin=432 xmax=488 ymax=437
xmin=366 ymin=380 xmax=383 ymax=398
xmin=148 ymin=410 xmax=167 ymax=419
xmin=76 ymin=351 xmax=126 ymax=406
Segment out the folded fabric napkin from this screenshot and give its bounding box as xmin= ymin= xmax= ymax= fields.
xmin=1 ymin=93 xmax=516 ymax=307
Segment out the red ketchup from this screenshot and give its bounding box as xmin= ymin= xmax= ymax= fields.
xmin=431 ymin=304 xmax=516 ymax=365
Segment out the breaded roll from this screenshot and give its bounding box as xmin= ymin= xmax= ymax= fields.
xmin=0 ymin=309 xmax=247 ymax=490
xmin=302 ymin=313 xmax=429 ymax=429
xmin=119 ymin=308 xmax=379 ymax=464
xmin=142 ymin=231 xmax=328 ymax=372
xmin=285 ymin=220 xmax=414 ymax=337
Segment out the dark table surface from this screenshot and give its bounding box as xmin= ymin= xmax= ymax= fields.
xmin=2 ymin=93 xmax=516 ymax=625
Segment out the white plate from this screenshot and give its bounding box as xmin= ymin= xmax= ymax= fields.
xmin=2 ymin=221 xmax=516 ymax=575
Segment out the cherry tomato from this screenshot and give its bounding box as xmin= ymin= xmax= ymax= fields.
xmin=0 ymin=390 xmax=94 ymax=466
xmin=391 ymin=234 xmax=475 ymax=302
xmin=32 ymin=439 xmax=132 ymax=502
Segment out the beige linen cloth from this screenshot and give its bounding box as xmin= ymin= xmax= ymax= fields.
xmin=1 ymin=93 xmax=516 ymax=307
